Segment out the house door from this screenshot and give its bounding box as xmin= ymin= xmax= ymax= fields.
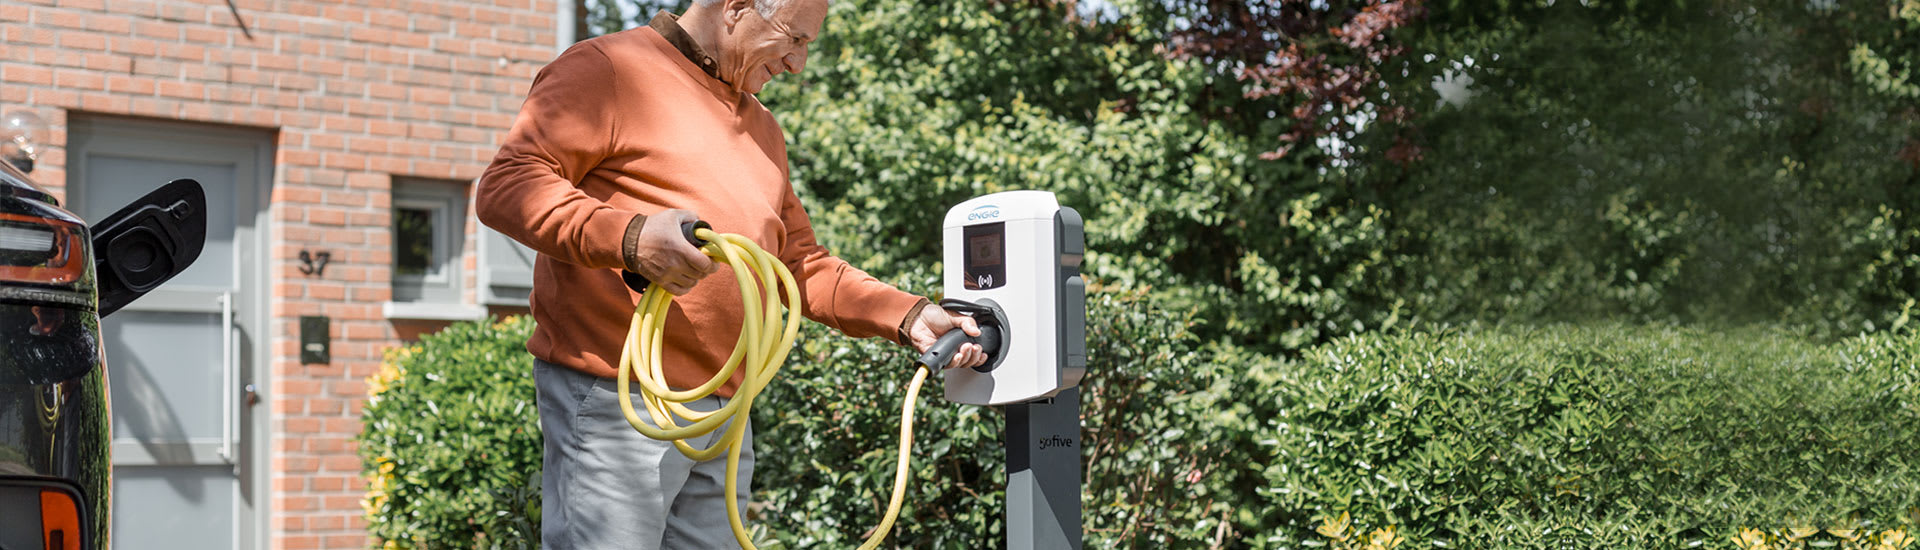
xmin=67 ymin=116 xmax=270 ymax=550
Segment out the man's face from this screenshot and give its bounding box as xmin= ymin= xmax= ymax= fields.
xmin=722 ymin=0 xmax=825 ymax=94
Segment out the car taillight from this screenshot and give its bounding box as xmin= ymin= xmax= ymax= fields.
xmin=0 ymin=212 xmax=84 ymax=285
xmin=41 ymin=488 xmax=81 ymax=550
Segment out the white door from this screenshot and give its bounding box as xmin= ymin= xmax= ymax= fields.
xmin=67 ymin=116 xmax=270 ymax=550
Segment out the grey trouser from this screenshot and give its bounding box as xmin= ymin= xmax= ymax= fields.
xmin=535 ymin=358 xmax=754 ymax=550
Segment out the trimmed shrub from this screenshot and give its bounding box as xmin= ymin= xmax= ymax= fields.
xmin=1242 ymin=324 xmax=1920 ymax=548
xmin=358 ymin=316 xmax=542 ymax=550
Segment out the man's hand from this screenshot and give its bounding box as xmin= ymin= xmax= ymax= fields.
xmin=908 ymin=306 xmax=988 ymax=369
xmin=631 ymin=209 xmax=718 ymax=295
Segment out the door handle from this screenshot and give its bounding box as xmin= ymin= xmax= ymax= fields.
xmin=218 ymin=291 xmax=235 ymax=464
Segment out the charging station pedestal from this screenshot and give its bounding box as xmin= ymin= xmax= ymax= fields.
xmin=1006 ymin=388 xmax=1081 ymax=549
xmin=940 ymin=190 xmax=1085 ymax=550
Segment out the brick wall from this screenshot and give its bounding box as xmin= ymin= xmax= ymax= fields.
xmin=1 ymin=0 xmax=555 ymax=547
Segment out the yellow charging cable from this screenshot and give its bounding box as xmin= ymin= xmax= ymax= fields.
xmin=614 ymin=226 xmax=929 ymax=550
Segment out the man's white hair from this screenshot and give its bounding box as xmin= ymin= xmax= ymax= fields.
xmin=693 ymin=0 xmax=791 ymax=18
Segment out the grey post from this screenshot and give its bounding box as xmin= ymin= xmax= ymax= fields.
xmin=1006 ymin=387 xmax=1082 ymax=550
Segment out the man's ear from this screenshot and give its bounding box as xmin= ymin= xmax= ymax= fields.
xmin=722 ymin=0 xmax=754 ymax=30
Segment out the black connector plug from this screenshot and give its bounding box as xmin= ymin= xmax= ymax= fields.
xmin=918 ymin=323 xmax=1002 ymax=370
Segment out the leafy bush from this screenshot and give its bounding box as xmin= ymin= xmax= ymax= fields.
xmin=1241 ymin=324 xmax=1920 ymax=548
xmin=358 ymin=316 xmax=542 ymax=550
xmin=749 ymin=276 xmax=1240 ymax=548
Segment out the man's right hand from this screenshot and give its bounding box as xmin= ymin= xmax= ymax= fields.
xmin=630 ymin=209 xmax=718 ymax=295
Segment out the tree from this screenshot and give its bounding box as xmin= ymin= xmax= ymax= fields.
xmin=1336 ymin=0 xmax=1920 ymax=334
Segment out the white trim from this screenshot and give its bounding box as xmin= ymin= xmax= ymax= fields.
xmin=557 ymin=0 xmax=576 ymax=53
xmin=382 ymin=301 xmax=488 ymax=321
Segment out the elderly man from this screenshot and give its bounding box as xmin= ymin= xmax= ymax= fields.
xmin=475 ymin=0 xmax=987 ymax=547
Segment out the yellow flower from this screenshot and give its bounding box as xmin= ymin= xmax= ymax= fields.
xmin=1787 ymin=526 xmax=1819 ymax=541
xmin=360 ymin=492 xmax=387 ymax=516
xmin=1365 ymin=526 xmax=1403 ymax=550
xmin=366 ymin=362 xmax=403 ymax=397
xmin=1734 ymin=528 xmax=1770 ymax=550
xmin=1317 ymin=511 xmax=1352 ymax=542
xmin=1880 ymin=529 xmax=1913 ymax=550
xmin=1831 ymin=527 xmax=1862 ymax=542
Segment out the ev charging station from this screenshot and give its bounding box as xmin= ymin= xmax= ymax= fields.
xmin=938 ymin=190 xmax=1086 ymax=550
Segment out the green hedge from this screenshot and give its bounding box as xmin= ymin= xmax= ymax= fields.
xmin=1240 ymin=323 xmax=1920 ymax=549
xmin=359 ymin=311 xmax=1920 ymax=549
xmin=358 ymin=316 xmax=543 ymax=549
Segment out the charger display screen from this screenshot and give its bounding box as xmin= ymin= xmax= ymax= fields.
xmin=963 ymin=222 xmax=1006 ymax=290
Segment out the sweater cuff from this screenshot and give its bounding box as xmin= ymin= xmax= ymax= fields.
xmin=895 ymin=297 xmax=932 ymax=348
xmin=621 ymin=213 xmax=649 ymax=273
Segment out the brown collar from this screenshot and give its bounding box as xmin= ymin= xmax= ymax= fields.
xmin=649 ymin=11 xmax=723 ymax=83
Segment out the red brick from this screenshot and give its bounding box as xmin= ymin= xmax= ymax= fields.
xmin=130 ymin=57 xmax=179 ymax=77
xmin=321 ymin=455 xmax=360 ymax=472
xmin=83 ymin=14 xmax=134 ymax=34
xmin=308 ymin=208 xmax=349 ymax=226
xmin=280 ymin=534 xmax=319 ymax=549
xmin=53 ymin=69 xmax=103 ymax=90
xmin=30 ymin=87 xmax=79 ymax=108
xmin=34 ymin=8 xmax=83 ymax=30
xmin=13 ymin=26 xmax=56 ymax=46
xmin=307 ymin=514 xmax=345 ymax=531
xmin=284 ymin=453 xmax=327 ymax=472
xmin=277 ymin=515 xmax=306 ymax=531
xmin=284 ymin=417 xmax=322 ymax=433
xmin=272 ymin=476 xmax=305 ymax=493
xmin=329 ymin=380 xmax=369 ymax=399
xmin=132 ymin=19 xmax=174 ymax=40
xmin=308 ymin=399 xmax=346 ymax=416
xmin=79 ymin=93 xmax=127 ymax=112
xmin=158 ymin=41 xmax=206 ymax=62
xmin=350 ymin=287 xmax=391 ymax=303
xmin=309 ymin=282 xmax=346 ymax=300
xmin=104 ymin=75 xmax=154 ymax=95
xmin=2 ymin=65 xmax=53 ymax=86
xmin=80 ymin=53 xmax=130 ymax=73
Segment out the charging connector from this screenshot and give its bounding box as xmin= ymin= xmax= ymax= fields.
xmin=916 ymin=298 xmax=1008 ymax=371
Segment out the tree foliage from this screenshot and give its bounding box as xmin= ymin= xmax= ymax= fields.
xmin=1340 ymin=1 xmax=1920 ymax=336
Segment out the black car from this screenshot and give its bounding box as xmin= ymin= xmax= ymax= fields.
xmin=0 ymin=159 xmax=205 ymax=550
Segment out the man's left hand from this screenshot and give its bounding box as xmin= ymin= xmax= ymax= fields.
xmin=908 ymin=306 xmax=988 ymax=369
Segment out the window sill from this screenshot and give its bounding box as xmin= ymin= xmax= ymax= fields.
xmin=382 ymin=301 xmax=488 ymax=322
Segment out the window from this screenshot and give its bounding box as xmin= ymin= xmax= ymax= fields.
xmin=478 ymin=226 xmax=535 ymax=306
xmin=390 ymin=178 xmax=468 ymax=304
xmin=566 ymin=0 xmax=682 ymax=45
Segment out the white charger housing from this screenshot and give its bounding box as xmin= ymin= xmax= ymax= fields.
xmin=941 ymin=190 xmax=1085 ymax=406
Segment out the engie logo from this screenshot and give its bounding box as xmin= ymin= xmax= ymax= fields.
xmin=967 ymin=205 xmax=1002 ymax=221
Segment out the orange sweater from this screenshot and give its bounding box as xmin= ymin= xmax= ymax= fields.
xmin=476 ymin=26 xmax=923 ymax=396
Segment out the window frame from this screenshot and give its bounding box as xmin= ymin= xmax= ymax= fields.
xmin=389 ymin=178 xmax=468 ymax=305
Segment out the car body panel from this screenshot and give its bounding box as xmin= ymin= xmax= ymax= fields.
xmin=0 ymin=158 xmax=109 ymax=549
